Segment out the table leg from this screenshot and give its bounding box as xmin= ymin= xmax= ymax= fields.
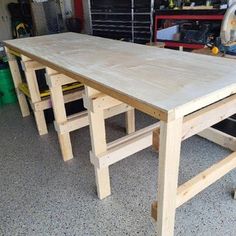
xmin=125 ymin=109 xmax=135 ymax=134
xmin=23 ymin=59 xmax=47 ymax=135
xmin=5 ymin=49 xmax=30 ymax=117
xmin=157 ymin=118 xmax=183 ymax=236
xmin=46 ymin=68 xmax=73 ymax=161
xmin=85 ymin=86 xmax=111 ymax=199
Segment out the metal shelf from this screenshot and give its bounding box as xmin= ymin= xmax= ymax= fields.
xmin=93 ymin=20 xmax=151 ymax=24
xmin=93 ymin=24 xmax=150 ymax=29
xmin=90 ymin=0 xmax=154 ymax=44
xmin=93 ymin=28 xmax=150 ymax=34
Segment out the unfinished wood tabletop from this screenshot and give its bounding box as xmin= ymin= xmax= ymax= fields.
xmin=4 ymin=33 xmax=236 ymax=120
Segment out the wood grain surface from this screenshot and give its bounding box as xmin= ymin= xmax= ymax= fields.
xmin=4 ymin=33 xmax=236 ymax=120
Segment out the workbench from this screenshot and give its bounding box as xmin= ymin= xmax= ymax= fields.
xmin=4 ymin=33 xmax=236 ymax=236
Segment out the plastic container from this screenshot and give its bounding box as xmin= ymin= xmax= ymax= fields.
xmin=0 ymin=93 xmax=3 ymax=107
xmin=0 ymin=64 xmax=17 ymax=105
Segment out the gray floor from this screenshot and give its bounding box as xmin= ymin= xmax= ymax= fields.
xmin=0 ymin=104 xmax=236 ymax=236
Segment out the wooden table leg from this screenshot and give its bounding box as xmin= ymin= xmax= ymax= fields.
xmin=22 ymin=56 xmax=47 ymax=135
xmin=85 ymin=86 xmax=111 ymax=199
xmin=125 ymin=109 xmax=135 ymax=134
xmin=157 ymin=118 xmax=183 ymax=236
xmin=46 ymin=68 xmax=73 ymax=161
xmin=5 ymin=48 xmax=30 ymax=117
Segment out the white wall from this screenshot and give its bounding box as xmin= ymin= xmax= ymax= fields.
xmin=0 ymin=0 xmax=18 ymax=41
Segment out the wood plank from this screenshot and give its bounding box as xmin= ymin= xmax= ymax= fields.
xmin=32 ymin=89 xmax=84 ymax=111
xmin=46 ymin=67 xmax=73 ymax=161
xmin=153 ymin=128 xmax=160 ymax=152
xmin=54 ymin=111 xmax=88 ymax=134
xmin=153 ymin=94 xmax=236 ymax=151
xmin=84 ymin=92 xmax=135 ymax=134
xmin=21 ymin=60 xmax=45 ymax=71
xmin=5 ymin=48 xmax=30 ymax=117
xmin=152 ymin=151 xmax=236 ymax=221
xmin=103 ymin=103 xmax=133 ymax=118
xmin=90 ymin=123 xmax=160 ymax=168
xmin=125 ymin=109 xmax=135 ymax=134
xmin=23 ymin=57 xmax=47 ymax=135
xmin=85 ymin=86 xmax=111 ymax=199
xmin=157 ymin=118 xmax=183 ymax=236
xmin=198 ymin=128 xmax=236 ymax=152
xmin=46 ymin=73 xmax=76 ymax=87
xmin=4 ymin=33 xmax=236 ymax=121
xmin=182 ymin=94 xmax=236 ymax=140
xmin=83 ymin=93 xmax=123 ymax=112
xmin=176 ymin=151 xmax=236 ymax=207
xmin=55 ymin=102 xmax=133 ymax=135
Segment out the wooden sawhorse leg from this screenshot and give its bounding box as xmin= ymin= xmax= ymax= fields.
xmin=84 ymin=86 xmax=138 ymax=199
xmin=85 ymin=86 xmax=111 ymax=199
xmin=21 ymin=56 xmax=47 ymax=135
xmin=46 ymin=70 xmax=133 ymax=162
xmin=46 ymin=68 xmax=74 ymax=161
xmin=157 ymin=118 xmax=183 ymax=236
xmin=5 ymin=48 xmax=30 ymax=117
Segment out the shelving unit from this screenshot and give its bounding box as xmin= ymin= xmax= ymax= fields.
xmin=154 ymin=10 xmax=225 ymax=49
xmin=90 ymin=0 xmax=154 ymax=44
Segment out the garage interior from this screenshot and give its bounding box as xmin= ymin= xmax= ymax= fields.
xmin=0 ymin=1 xmax=236 ymax=236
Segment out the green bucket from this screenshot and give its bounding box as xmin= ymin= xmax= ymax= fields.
xmin=0 ymin=66 xmax=17 ymax=105
xmin=0 ymin=93 xmax=3 ymax=107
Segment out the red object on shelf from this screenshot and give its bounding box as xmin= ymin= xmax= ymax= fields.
xmin=74 ymin=0 xmax=84 ymax=29
xmin=154 ymin=14 xmax=225 ymax=49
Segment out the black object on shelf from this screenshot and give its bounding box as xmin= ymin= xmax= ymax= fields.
xmin=66 ymin=18 xmax=82 ymax=33
xmin=7 ymin=2 xmax=33 ymax=38
xmin=179 ymin=21 xmax=221 ymax=44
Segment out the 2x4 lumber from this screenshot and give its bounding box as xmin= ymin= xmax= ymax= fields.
xmin=23 ymin=58 xmax=47 ymax=135
xmin=152 ymin=151 xmax=236 ymax=221
xmin=24 ymin=69 xmax=41 ymax=103
xmin=83 ymin=91 xmax=136 ymax=135
xmin=55 ymin=103 xmax=133 ymax=135
xmin=46 ymin=67 xmax=73 ymax=161
xmin=32 ymin=89 xmax=84 ymax=111
xmin=125 ymin=109 xmax=135 ymax=134
xmin=21 ymin=60 xmax=44 ymax=72
xmin=153 ymin=128 xmax=160 ymax=152
xmin=198 ymin=128 xmax=236 ymax=152
xmin=6 ymin=48 xmax=21 ymax=58
xmin=83 ymin=92 xmax=123 ymax=112
xmin=177 ymin=151 xmax=236 ymax=206
xmin=5 ymin=47 xmax=30 ymax=117
xmin=46 ymin=73 xmax=76 ymax=87
xmin=85 ymin=86 xmax=111 ymax=199
xmin=54 ymin=111 xmax=88 ymax=134
xmin=153 ymin=94 xmax=236 ymax=151
xmin=182 ymin=94 xmax=236 ymax=140
xmin=157 ymin=118 xmax=183 ymax=236
xmin=103 ymin=103 xmax=133 ymax=118
xmin=90 ymin=123 xmax=160 ymax=168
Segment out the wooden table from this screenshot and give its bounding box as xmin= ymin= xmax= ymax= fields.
xmin=4 ymin=33 xmax=236 ymax=236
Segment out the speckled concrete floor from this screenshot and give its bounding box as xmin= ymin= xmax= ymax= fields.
xmin=0 ymin=104 xmax=236 ymax=236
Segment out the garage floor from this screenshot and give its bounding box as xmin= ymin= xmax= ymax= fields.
xmin=0 ymin=104 xmax=236 ymax=236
